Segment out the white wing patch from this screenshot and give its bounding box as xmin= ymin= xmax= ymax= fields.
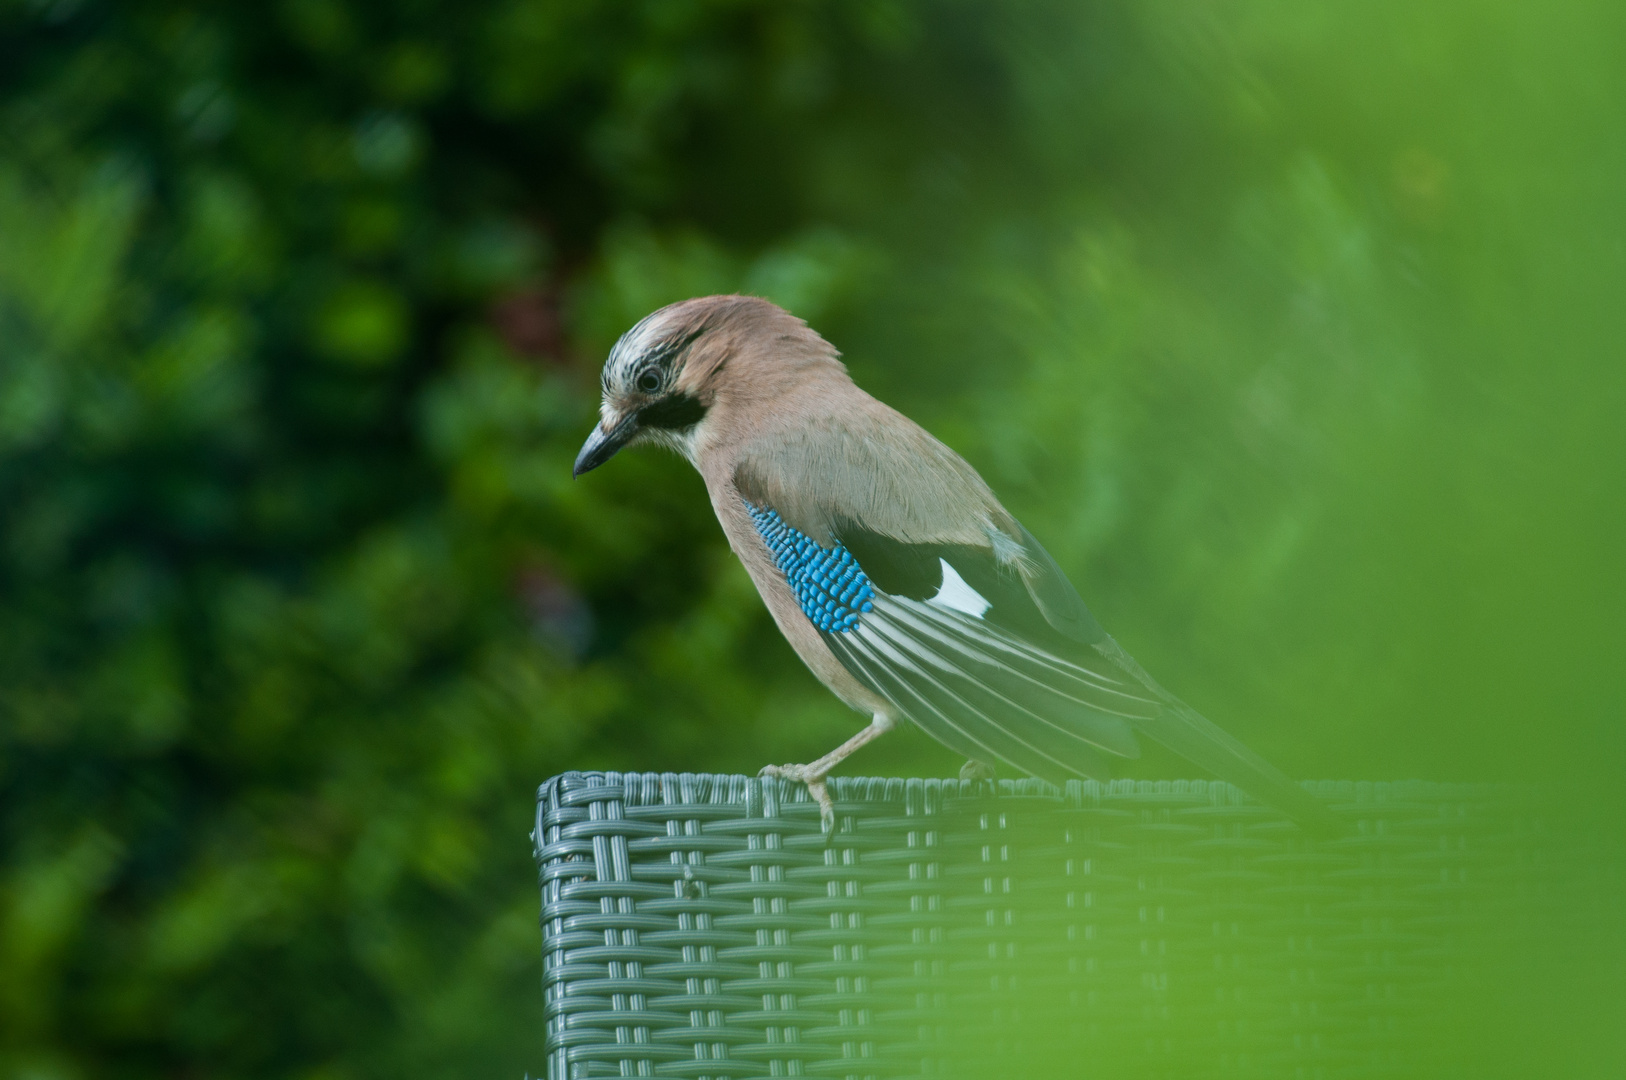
xmin=927 ymin=558 xmax=991 ymax=618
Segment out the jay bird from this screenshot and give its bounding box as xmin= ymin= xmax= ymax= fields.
xmin=575 ymin=295 xmax=1333 ymax=830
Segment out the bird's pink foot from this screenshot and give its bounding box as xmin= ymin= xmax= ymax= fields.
xmin=759 ymin=763 xmax=835 ymax=829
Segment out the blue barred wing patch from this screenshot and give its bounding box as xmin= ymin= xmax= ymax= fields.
xmin=745 ymin=502 xmax=875 ymax=632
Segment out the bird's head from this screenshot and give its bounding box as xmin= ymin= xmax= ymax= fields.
xmin=573 ymin=294 xmax=839 ymax=477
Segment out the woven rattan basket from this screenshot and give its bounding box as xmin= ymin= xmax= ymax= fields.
xmin=534 ymin=771 xmax=1568 ymax=1080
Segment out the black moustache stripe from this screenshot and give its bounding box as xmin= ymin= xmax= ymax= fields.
xmin=638 ymin=393 xmax=708 ymax=430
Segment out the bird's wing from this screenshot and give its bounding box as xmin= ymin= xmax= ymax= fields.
xmin=734 ymin=410 xmax=1333 ymax=828
xmin=981 ymin=523 xmax=1335 ymax=828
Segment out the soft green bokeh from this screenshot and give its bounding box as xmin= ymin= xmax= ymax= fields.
xmin=0 ymin=1 xmax=1620 ymax=1077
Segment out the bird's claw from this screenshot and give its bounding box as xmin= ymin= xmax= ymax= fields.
xmin=759 ymin=763 xmax=836 ymax=832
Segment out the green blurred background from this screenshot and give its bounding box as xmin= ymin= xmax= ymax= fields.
xmin=1 ymin=0 xmax=1621 ymax=1076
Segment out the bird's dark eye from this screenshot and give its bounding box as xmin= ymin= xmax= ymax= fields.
xmin=636 ymin=370 xmax=661 ymax=393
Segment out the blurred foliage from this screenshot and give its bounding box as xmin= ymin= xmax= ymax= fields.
xmin=0 ymin=0 xmax=1622 ymax=1077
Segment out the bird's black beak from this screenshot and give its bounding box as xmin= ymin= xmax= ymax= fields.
xmin=573 ymin=415 xmax=639 ymax=477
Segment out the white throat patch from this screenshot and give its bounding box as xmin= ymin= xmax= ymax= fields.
xmin=642 ymin=422 xmax=702 ymax=465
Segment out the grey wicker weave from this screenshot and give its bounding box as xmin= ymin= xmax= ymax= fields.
xmin=534 ymin=772 xmax=1562 ymax=1080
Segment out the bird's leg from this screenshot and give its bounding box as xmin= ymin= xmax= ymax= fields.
xmin=761 ymin=713 xmax=896 ymax=829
